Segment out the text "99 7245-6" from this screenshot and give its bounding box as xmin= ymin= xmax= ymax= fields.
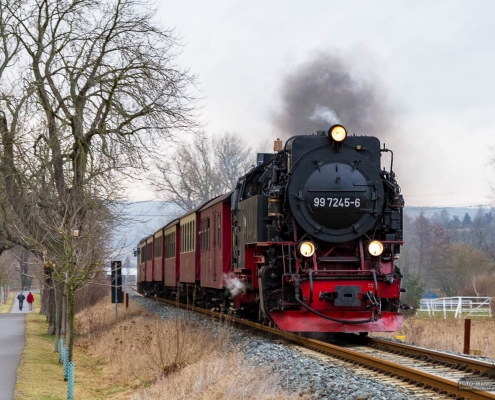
xmin=313 ymin=197 xmax=361 ymax=208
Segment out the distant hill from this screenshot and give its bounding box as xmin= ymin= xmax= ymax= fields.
xmin=112 ymin=201 xmax=179 ymax=270
xmin=404 ymin=205 xmax=492 ymax=220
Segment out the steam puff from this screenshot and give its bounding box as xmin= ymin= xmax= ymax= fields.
xmin=223 ymin=273 xmax=246 ymax=296
xmin=309 ymin=105 xmax=340 ymax=126
xmin=273 ymin=52 xmax=394 ymax=139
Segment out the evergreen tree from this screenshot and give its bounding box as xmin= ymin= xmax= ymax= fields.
xmin=462 ymin=213 xmax=472 ymax=228
xmin=401 ymin=272 xmax=424 ymax=315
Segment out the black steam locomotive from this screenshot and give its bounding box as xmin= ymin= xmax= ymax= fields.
xmin=138 ymin=125 xmax=405 ymax=333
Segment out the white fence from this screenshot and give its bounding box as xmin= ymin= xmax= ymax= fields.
xmin=419 ymin=296 xmax=492 ymax=319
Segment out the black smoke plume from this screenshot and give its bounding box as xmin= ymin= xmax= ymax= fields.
xmin=273 ymin=52 xmax=396 ymax=139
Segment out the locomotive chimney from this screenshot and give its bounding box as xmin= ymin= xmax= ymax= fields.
xmin=273 ymin=138 xmax=283 ymax=152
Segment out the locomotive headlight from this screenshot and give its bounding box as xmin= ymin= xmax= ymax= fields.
xmin=329 ymin=124 xmax=347 ymax=142
xmin=368 ymin=240 xmax=384 ymax=256
xmin=299 ymin=241 xmax=315 ymax=257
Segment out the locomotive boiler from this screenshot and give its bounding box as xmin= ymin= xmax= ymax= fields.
xmin=231 ymin=125 xmax=404 ymax=333
xmin=137 ymin=124 xmax=405 ymax=334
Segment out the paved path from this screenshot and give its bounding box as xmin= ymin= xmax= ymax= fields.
xmin=0 ymin=294 xmax=32 ymax=400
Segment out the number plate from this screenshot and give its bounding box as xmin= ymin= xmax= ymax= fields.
xmin=312 ymin=197 xmax=361 ymax=208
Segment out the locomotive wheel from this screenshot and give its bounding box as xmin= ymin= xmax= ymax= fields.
xmin=260 ymin=265 xmax=283 ymax=289
xmin=263 ymin=287 xmax=297 ymax=313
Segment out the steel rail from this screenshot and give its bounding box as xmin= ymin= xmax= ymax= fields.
xmin=367 ymin=337 xmax=495 ymax=376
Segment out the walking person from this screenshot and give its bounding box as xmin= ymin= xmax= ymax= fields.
xmin=17 ymin=292 xmax=25 ymax=311
xmin=26 ymin=292 xmax=34 ymax=311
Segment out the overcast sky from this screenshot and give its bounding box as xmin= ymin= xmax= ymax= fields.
xmin=147 ymin=0 xmax=495 ymax=208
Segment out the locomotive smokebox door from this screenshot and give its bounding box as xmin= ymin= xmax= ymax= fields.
xmin=287 ymin=135 xmax=384 ymax=243
xmin=334 ymin=285 xmax=361 ymax=307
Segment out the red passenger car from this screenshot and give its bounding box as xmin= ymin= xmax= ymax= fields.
xmin=177 ymin=206 xmax=201 ymax=302
xmin=195 ymin=193 xmax=232 ymax=309
xmin=144 ymin=237 xmax=153 ymax=284
xmin=163 ymin=219 xmax=179 ymax=290
xmin=136 ymin=240 xmax=146 ymax=293
xmin=199 ymin=193 xmax=232 ymax=290
xmin=153 ymin=229 xmax=164 ymax=286
xmin=137 ymin=236 xmax=153 ymax=294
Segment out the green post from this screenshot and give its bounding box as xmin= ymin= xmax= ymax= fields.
xmin=67 ymin=362 xmax=74 ymax=400
xmin=62 ymin=346 xmax=68 ymax=381
xmin=59 ymin=339 xmax=65 ymax=363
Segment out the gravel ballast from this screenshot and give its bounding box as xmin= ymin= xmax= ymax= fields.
xmin=130 ymin=294 xmax=432 ymax=399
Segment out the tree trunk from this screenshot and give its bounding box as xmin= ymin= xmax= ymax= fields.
xmin=61 ymin=289 xmax=67 ymax=336
xmin=67 ymin=288 xmax=76 ymax=362
xmin=41 ymin=269 xmax=56 ymax=334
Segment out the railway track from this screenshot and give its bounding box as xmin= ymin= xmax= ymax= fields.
xmin=334 ymin=337 xmax=495 ymax=399
xmin=131 ymin=289 xmax=495 ymax=399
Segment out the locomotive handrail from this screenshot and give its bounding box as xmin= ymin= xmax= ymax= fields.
xmin=318 ymin=256 xmax=360 ymax=262
xmin=295 ymin=271 xmax=390 ymax=276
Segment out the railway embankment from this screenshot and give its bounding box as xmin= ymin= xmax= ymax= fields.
xmin=15 ymin=289 xmax=495 ymax=399
xmin=13 ymin=292 xmax=439 ymax=399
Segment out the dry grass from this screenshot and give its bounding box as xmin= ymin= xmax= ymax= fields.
xmin=75 ymin=297 xmax=299 ymax=399
xmin=76 ymin=297 xmax=144 ymax=339
xmin=86 ymin=314 xmax=228 ymax=385
xmin=371 ymin=317 xmax=495 ymax=357
xmin=133 ymin=353 xmax=301 ymax=400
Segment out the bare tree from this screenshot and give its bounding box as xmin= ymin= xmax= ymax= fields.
xmin=0 ymin=0 xmax=196 ymax=362
xmin=213 ymin=132 xmax=255 ymax=192
xmin=155 ymin=132 xmax=256 ymax=213
xmin=405 ymin=212 xmax=433 ymax=278
xmin=0 ymin=257 xmax=14 ymax=303
xmin=402 ymin=211 xmax=451 ymax=292
xmin=433 ymin=242 xmax=490 ymax=297
xmin=14 ymin=247 xmax=33 ymax=290
xmin=0 ymin=245 xmax=42 ymax=293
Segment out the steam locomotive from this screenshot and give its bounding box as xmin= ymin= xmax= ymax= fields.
xmin=137 ymin=125 xmax=405 ymax=333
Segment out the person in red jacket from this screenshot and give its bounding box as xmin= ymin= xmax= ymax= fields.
xmin=26 ymin=292 xmax=34 ymax=311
